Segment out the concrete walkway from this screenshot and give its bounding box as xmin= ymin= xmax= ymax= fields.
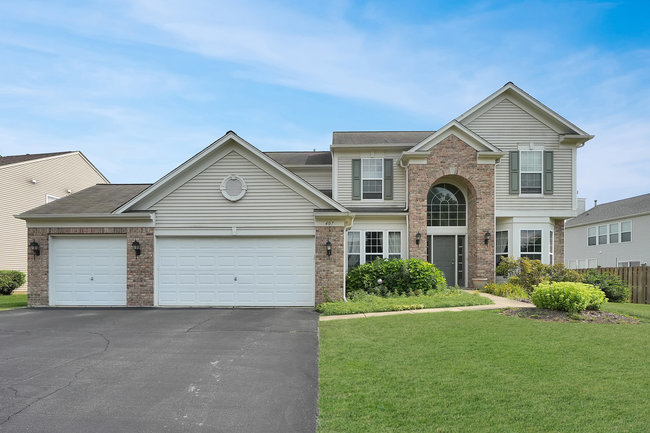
xmin=319 ymin=291 xmax=534 ymax=321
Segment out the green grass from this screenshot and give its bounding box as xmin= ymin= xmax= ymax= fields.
xmin=602 ymin=302 xmax=650 ymax=322
xmin=0 ymin=293 xmax=27 ymax=310
xmin=319 ymin=309 xmax=650 ymax=433
xmin=316 ymin=291 xmax=492 ymax=315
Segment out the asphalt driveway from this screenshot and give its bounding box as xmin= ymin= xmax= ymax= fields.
xmin=0 ymin=308 xmax=318 ymax=433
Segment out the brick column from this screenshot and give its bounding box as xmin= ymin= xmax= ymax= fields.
xmin=127 ymin=227 xmax=154 ymax=306
xmin=315 ymin=225 xmax=345 ymax=303
xmin=554 ymin=219 xmax=565 ymax=265
xmin=27 ymin=228 xmax=50 ymax=307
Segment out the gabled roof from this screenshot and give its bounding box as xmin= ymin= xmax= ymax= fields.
xmin=0 ymin=151 xmax=74 ymax=167
xmin=18 ymin=184 xmax=151 ymax=217
xmin=404 ymin=120 xmax=503 ymax=156
xmin=456 ymin=82 xmax=593 ymax=144
xmin=115 ymin=131 xmax=348 ymax=214
xmin=266 ymin=151 xmax=331 ymax=166
xmin=565 ymin=193 xmax=650 ymax=228
xmin=332 ymin=131 xmax=435 ymax=148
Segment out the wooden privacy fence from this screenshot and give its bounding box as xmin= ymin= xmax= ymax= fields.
xmin=576 ymin=266 xmax=649 ymax=304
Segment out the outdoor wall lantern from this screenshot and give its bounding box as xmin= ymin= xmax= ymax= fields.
xmin=131 ymin=240 xmax=141 ymax=257
xmin=29 ymin=240 xmax=40 ymax=258
xmin=484 ymin=231 xmax=491 ymax=245
xmin=325 ymin=240 xmax=332 ymax=256
xmin=415 ymin=232 xmax=422 ymax=245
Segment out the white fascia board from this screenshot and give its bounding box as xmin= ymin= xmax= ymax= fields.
xmin=560 ymin=134 xmax=595 ymax=147
xmin=23 ymin=214 xmax=154 ymax=228
xmin=115 ymin=131 xmax=348 ymax=214
xmin=16 ymin=212 xmax=153 ymax=220
xmin=495 ymin=209 xmax=579 ymax=218
xmin=406 ymin=120 xmax=501 ymax=154
xmin=330 ymin=143 xmax=416 ymax=150
xmin=477 ymin=151 xmax=505 ymax=164
xmin=155 ymin=228 xmax=316 ymax=236
xmin=456 ymin=83 xmax=590 ymax=136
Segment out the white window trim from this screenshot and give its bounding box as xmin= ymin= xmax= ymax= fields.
xmin=495 ymin=230 xmax=509 ymax=263
xmin=346 ymin=230 xmax=403 ymax=272
xmin=518 ymin=144 xmax=544 ymax=196
xmin=587 ymin=221 xmax=632 ymax=246
xmin=361 ymin=158 xmax=383 ymax=201
xmin=549 ymin=230 xmax=554 ymax=264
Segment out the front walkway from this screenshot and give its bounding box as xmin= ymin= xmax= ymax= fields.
xmin=319 ymin=291 xmax=533 ymax=321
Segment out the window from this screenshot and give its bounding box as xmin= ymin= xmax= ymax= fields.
xmin=361 ymin=159 xmax=383 ymax=199
xmin=609 ymin=223 xmax=619 ymax=243
xmin=549 ymin=230 xmax=554 ymax=264
xmin=598 ymin=225 xmax=607 ymax=244
xmin=587 ymin=227 xmax=597 ymax=246
xmin=346 ymin=230 xmax=402 ymax=271
xmin=427 ymin=183 xmax=466 ymax=226
xmin=347 ymin=232 xmax=360 ymax=272
xmin=495 ymin=231 xmax=508 ymax=265
xmin=520 ymin=230 xmax=541 ymax=260
xmin=388 ymin=232 xmax=401 ymax=259
xmin=520 ymin=151 xmax=542 ymax=194
xmin=621 ymin=221 xmax=632 ymax=242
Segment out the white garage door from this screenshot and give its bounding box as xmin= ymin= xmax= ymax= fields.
xmin=50 ymin=237 xmax=127 ymax=306
xmin=157 ymin=237 xmax=315 ymax=306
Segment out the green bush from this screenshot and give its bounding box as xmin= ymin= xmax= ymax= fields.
xmin=346 ymin=258 xmax=446 ymax=296
xmin=531 ymin=282 xmax=607 ymax=312
xmin=547 ymin=264 xmax=583 ymax=283
xmin=496 ymin=257 xmax=584 ymax=295
xmin=582 ymin=269 xmax=630 ymax=303
xmin=0 ymin=270 xmax=26 ymax=295
xmin=483 ymin=282 xmax=528 ymax=299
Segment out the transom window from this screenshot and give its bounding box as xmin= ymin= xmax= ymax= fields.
xmin=346 ymin=230 xmax=402 ymax=272
xmin=427 ymin=183 xmax=466 ymax=226
xmin=520 ymin=230 xmax=542 ymax=260
xmin=520 ymin=151 xmax=543 ymax=194
xmin=362 ymin=159 xmax=383 ymax=199
xmin=587 ymin=221 xmax=631 ymax=246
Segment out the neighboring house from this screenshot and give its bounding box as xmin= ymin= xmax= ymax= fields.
xmin=565 ymin=193 xmax=650 ymax=268
xmin=17 ymin=82 xmax=592 ymax=307
xmin=1 ymin=152 xmax=108 ymax=292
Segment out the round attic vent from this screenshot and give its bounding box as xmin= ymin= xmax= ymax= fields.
xmin=220 ymin=175 xmax=247 ymax=201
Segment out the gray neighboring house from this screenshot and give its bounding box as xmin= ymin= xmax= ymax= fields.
xmin=565 ymin=193 xmax=650 ymax=268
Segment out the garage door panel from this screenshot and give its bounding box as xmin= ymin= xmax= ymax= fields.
xmin=51 ymin=237 xmax=126 ymax=306
xmin=157 ymin=237 xmax=314 ymax=306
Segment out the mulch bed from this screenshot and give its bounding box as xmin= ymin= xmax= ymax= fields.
xmin=502 ymin=308 xmax=639 ymax=324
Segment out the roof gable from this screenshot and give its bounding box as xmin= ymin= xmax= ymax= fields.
xmin=566 ymin=193 xmax=650 ymax=228
xmin=405 ymin=120 xmax=502 ymax=154
xmin=116 ymin=131 xmax=347 ymax=213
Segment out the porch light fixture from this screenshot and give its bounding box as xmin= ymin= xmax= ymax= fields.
xmin=415 ymin=232 xmax=422 ymax=245
xmin=131 ymin=240 xmax=141 ymax=257
xmin=484 ymin=231 xmax=491 ymax=245
xmin=325 ymin=240 xmax=332 ymax=256
xmin=29 ymin=240 xmax=40 ymax=258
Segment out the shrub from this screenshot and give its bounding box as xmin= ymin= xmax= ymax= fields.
xmin=531 ymin=282 xmax=607 ymax=312
xmin=582 ymin=269 xmax=630 ymax=303
xmin=483 ymin=282 xmax=528 ymax=299
xmin=346 ymin=258 xmax=446 ymax=296
xmin=496 ymin=258 xmax=585 ymax=295
xmin=547 ymin=264 xmax=583 ymax=283
xmin=0 ymin=270 xmax=26 ymax=295
xmin=507 ymin=258 xmax=548 ymax=294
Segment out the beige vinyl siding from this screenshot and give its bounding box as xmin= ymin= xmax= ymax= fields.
xmin=0 ymin=153 xmax=107 ymax=277
xmin=335 ymin=150 xmax=406 ymax=208
xmin=464 ymin=98 xmax=573 ymax=212
xmin=150 ymin=151 xmax=318 ymax=229
xmin=288 ymin=166 xmax=332 ymax=190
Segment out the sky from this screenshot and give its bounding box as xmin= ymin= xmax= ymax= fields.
xmin=1 ymin=0 xmax=649 ymax=206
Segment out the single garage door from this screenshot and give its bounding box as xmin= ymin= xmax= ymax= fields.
xmin=50 ymin=236 xmax=127 ymax=306
xmin=157 ymin=236 xmax=315 ymax=306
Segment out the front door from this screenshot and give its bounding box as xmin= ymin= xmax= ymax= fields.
xmin=430 ymin=235 xmax=456 ymax=286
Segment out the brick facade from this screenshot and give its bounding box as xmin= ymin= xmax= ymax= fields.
xmin=408 ymin=134 xmax=495 ymax=285
xmin=553 ymin=219 xmax=565 ymax=265
xmin=315 ymin=225 xmax=345 ymax=303
xmin=26 ymin=227 xmax=154 ymax=307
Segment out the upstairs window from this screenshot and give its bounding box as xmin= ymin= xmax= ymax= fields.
xmin=427 ymin=183 xmax=466 ymax=226
xmin=587 ymin=227 xmax=596 ymax=246
xmin=621 ymin=221 xmax=632 ymax=242
xmin=520 ymin=151 xmax=543 ymax=194
xmin=587 ymin=221 xmax=632 ymax=246
xmin=509 ymin=149 xmax=553 ymax=195
xmin=361 ymin=159 xmax=383 ymax=199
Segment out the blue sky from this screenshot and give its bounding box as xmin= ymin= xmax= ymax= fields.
xmin=1 ymin=0 xmax=649 ymax=205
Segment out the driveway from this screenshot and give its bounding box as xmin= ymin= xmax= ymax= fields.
xmin=0 ymin=308 xmax=318 ymax=433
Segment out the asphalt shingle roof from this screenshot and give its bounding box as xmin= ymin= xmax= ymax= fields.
xmin=332 ymin=131 xmax=435 ymax=146
xmin=19 ymin=184 xmax=151 ymax=216
xmin=565 ymin=193 xmax=650 ymax=228
xmin=265 ymin=151 xmax=331 ymax=165
xmin=0 ymin=151 xmax=74 ymax=167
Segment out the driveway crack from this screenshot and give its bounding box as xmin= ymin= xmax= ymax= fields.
xmin=185 ymin=317 xmax=213 ymax=333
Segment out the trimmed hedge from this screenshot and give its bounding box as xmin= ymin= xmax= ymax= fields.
xmin=531 ymin=282 xmax=607 ymax=312
xmin=346 ymin=258 xmax=446 ymax=296
xmin=582 ymin=269 xmax=630 ymax=303
xmin=0 ymin=270 xmax=26 ymax=296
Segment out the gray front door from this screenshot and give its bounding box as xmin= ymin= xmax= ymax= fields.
xmin=430 ymin=235 xmax=456 ymax=286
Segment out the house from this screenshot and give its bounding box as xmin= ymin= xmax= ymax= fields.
xmin=565 ymin=193 xmax=650 ymax=268
xmin=0 ymin=152 xmax=108 ymax=292
xmin=17 ymin=82 xmax=592 ymax=307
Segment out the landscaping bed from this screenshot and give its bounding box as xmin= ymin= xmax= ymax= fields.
xmin=502 ymin=307 xmax=639 ymax=324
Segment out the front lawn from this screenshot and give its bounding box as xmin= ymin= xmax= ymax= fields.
xmin=602 ymin=302 xmax=650 ymax=322
xmin=317 ymin=291 xmax=492 ymax=315
xmin=319 ymin=308 xmax=650 ymax=433
xmin=0 ymin=293 xmax=27 ymax=310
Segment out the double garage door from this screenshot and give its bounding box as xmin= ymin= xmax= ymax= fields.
xmin=50 ymin=236 xmax=314 ymax=307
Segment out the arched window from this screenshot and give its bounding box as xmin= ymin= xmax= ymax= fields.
xmin=427 ymin=183 xmax=466 ymax=226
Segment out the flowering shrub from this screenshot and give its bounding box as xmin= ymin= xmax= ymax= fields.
xmin=345 ymin=258 xmax=446 ymax=296
xmin=531 ymin=282 xmax=607 ymax=312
